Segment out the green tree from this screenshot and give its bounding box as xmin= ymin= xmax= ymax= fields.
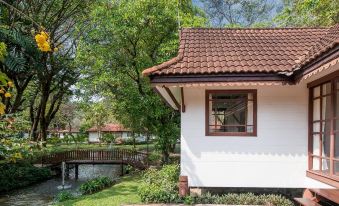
xmin=0 ymin=0 xmax=92 ymax=143
xmin=76 ymin=0 xmax=206 ymax=163
xmin=275 ymin=0 xmax=339 ymax=27
xmin=200 ymin=0 xmax=276 ymax=27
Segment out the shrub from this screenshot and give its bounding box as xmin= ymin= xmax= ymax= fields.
xmin=0 ymin=162 xmax=51 ymax=192
xmin=147 ymin=152 xmax=161 ymax=165
xmin=187 ymin=193 xmax=294 ymax=206
xmin=79 ymin=176 xmax=114 ymax=195
xmin=55 ymin=190 xmax=74 ymax=202
xmin=47 ymin=136 xmax=62 ymax=145
xmin=138 ymin=164 xmax=180 ymax=203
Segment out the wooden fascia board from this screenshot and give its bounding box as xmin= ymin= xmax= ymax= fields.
xmin=181 ymin=87 xmax=185 ymax=113
xmin=149 ymin=73 xmax=291 ymax=84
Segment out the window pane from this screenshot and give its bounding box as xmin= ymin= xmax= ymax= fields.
xmin=313 ymin=134 xmax=320 ymax=156
xmin=320 ymin=158 xmax=330 ymax=174
xmin=322 ymin=95 xmax=332 ymax=120
xmin=335 ymin=161 xmax=339 ymax=176
xmin=313 ymin=86 xmax=320 ymax=98
xmin=312 ymin=157 xmax=320 ymax=171
xmin=208 ymin=91 xmax=255 ymax=134
xmin=247 ymin=101 xmax=253 ymax=125
xmin=313 ymin=99 xmax=320 ymax=121
xmin=313 ymin=122 xmax=320 ymax=133
xmin=322 ymin=82 xmax=331 ymax=95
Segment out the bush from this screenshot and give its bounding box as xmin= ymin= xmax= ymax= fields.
xmin=138 ymin=164 xmax=180 ymax=203
xmin=79 ymin=176 xmax=114 ymax=195
xmin=47 ymin=136 xmax=62 ymax=145
xmin=184 ymin=193 xmax=294 ymax=206
xmin=137 ymin=164 xmax=293 ymax=206
xmin=0 ymin=162 xmax=51 ymax=192
xmin=55 ymin=191 xmax=74 ymax=202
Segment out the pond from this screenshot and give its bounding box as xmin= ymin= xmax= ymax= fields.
xmin=0 ymin=164 xmax=122 ymax=206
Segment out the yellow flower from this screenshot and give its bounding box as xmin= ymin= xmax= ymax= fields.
xmin=53 ymin=47 xmax=59 ymax=52
xmin=4 ymin=92 xmax=11 ymax=98
xmin=41 ymin=31 xmax=49 ymax=39
xmin=7 ymin=81 xmax=14 ymax=87
xmin=35 ymin=31 xmax=52 ymax=52
xmin=35 ymin=34 xmax=47 ymax=44
xmin=0 ymin=103 xmax=5 ymax=115
xmin=0 ymin=89 xmax=4 ymax=94
xmin=39 ymin=42 xmax=51 ymax=52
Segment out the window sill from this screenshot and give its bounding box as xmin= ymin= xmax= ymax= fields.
xmin=306 ymin=170 xmax=339 ymax=188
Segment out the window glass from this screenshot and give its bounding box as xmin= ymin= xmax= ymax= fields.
xmin=335 ymin=161 xmax=339 ymax=176
xmin=207 ymin=91 xmax=256 ymax=135
xmin=313 ymin=99 xmax=320 ymax=121
xmin=313 ymin=134 xmax=320 ymax=156
xmin=313 ymin=86 xmax=320 ymax=98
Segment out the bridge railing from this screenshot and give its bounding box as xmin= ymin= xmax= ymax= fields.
xmin=39 ymin=149 xmax=148 ymax=169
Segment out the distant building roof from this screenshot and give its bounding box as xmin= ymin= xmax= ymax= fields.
xmin=48 ymin=128 xmax=80 ymax=133
xmin=87 ymin=124 xmax=130 ymax=132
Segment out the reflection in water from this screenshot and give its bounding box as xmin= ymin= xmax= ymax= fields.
xmin=0 ymin=164 xmax=122 ymax=206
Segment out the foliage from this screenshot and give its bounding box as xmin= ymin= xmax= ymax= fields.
xmin=55 ymin=191 xmax=74 ymax=202
xmin=201 ymin=0 xmax=275 ymax=27
xmin=47 ymin=136 xmax=62 ymax=145
xmin=183 ymin=193 xmax=293 ymax=206
xmin=79 ymin=176 xmax=114 ymax=195
xmin=76 ymin=0 xmax=205 ymax=163
xmin=138 ymin=164 xmax=180 ymax=203
xmin=0 ymin=112 xmax=32 ymax=163
xmin=0 ymin=42 xmax=7 ymax=62
xmin=0 ymin=162 xmax=51 ymax=192
xmin=0 ymin=0 xmax=92 ymax=143
xmin=147 ymin=151 xmax=162 ymax=165
xmin=101 ymin=133 xmax=116 ymax=144
xmin=275 ymin=0 xmax=339 ymax=27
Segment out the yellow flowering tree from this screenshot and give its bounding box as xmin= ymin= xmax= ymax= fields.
xmin=0 ymin=73 xmax=13 ymax=116
xmin=34 ymin=31 xmax=52 ymax=52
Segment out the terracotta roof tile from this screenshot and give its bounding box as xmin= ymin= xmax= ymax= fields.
xmin=143 ymin=25 xmax=339 ymax=76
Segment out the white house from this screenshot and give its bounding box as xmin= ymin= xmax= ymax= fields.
xmin=143 ymin=25 xmax=339 ymax=192
xmin=87 ymin=123 xmax=131 ymax=143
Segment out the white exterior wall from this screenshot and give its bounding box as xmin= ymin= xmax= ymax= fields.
xmin=181 ymin=84 xmax=332 ymax=188
xmin=88 ymin=132 xmax=99 ymax=142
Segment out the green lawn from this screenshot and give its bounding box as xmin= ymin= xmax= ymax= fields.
xmin=58 ymin=175 xmax=142 ymax=206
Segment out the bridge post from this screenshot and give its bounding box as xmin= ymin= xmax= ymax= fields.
xmin=65 ymin=164 xmax=70 ymax=179
xmin=75 ymin=164 xmax=79 ymax=180
xmin=120 ymin=163 xmax=124 ymax=176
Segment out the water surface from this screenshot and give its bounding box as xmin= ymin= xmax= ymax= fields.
xmin=0 ymin=164 xmax=122 ymax=206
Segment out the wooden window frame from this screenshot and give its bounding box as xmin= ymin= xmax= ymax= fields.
xmin=308 ymin=71 xmax=339 ymax=187
xmin=205 ymin=90 xmax=257 ymax=137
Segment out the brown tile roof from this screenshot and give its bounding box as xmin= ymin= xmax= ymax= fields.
xmin=87 ymin=124 xmax=130 ymax=132
xmin=143 ymin=25 xmax=339 ymax=76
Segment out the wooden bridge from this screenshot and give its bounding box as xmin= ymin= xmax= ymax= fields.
xmin=37 ymin=149 xmax=149 ymax=170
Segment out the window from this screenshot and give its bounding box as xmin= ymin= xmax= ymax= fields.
xmin=308 ymin=74 xmax=339 ymax=187
xmin=206 ymin=90 xmax=257 ymax=136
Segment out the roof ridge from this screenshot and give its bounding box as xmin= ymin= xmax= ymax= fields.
xmin=292 ymin=24 xmax=339 ymax=71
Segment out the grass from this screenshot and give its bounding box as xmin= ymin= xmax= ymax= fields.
xmin=57 ymin=175 xmax=142 ymax=206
